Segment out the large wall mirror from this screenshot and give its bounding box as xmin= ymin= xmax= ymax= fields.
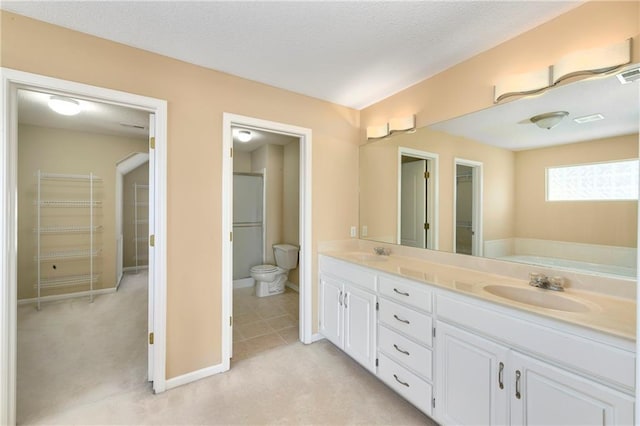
xmin=359 ymin=64 xmax=639 ymax=280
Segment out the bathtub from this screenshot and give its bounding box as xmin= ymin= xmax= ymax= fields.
xmin=499 ymin=254 xmax=636 ymax=279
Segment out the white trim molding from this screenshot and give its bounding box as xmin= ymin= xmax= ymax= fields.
xmin=0 ymin=68 xmax=168 ymax=425
xmin=222 ymin=113 xmax=313 ymax=374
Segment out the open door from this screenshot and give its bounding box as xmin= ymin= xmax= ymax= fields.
xmin=400 ymin=159 xmax=427 ymax=248
xmin=147 ymin=113 xmax=156 ymax=382
xmin=454 ymin=159 xmax=483 ymax=256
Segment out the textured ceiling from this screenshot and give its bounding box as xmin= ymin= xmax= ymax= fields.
xmin=1 ymin=1 xmax=582 ymax=109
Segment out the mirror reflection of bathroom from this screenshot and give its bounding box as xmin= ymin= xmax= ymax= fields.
xmin=455 ymin=160 xmax=482 ymax=256
xmin=400 ymin=150 xmax=436 ymax=250
xmin=232 ymin=126 xmax=300 ymax=362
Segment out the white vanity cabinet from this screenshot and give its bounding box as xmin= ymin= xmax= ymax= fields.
xmin=435 ymin=295 xmax=635 ymax=426
xmin=376 ymin=274 xmax=434 ymax=415
xmin=319 ymin=257 xmax=377 ymax=373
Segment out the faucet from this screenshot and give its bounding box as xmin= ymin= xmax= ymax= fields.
xmin=529 ymin=273 xmax=564 ymax=291
xmin=373 ymin=247 xmax=391 ymax=256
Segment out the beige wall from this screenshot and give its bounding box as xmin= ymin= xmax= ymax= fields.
xmin=123 ymin=163 xmax=149 ymax=269
xmin=514 ymin=134 xmax=638 ymax=247
xmin=17 ymin=124 xmax=148 ymax=299
xmin=359 ymin=126 xmax=515 ymax=252
xmin=2 ymin=11 xmax=359 ymax=379
xmin=233 ymin=151 xmax=252 ymax=173
xmin=361 ymin=1 xmax=640 ymax=130
xmin=283 ymin=141 xmax=300 ymax=285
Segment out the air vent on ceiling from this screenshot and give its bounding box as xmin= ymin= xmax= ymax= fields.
xmin=119 ymin=122 xmax=146 ymax=129
xmin=617 ymin=67 xmax=640 ymax=84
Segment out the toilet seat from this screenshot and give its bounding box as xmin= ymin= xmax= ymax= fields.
xmin=250 ymin=264 xmax=280 ymax=274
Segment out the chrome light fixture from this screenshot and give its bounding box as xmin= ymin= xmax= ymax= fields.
xmin=530 ymin=111 xmax=569 ymax=130
xmin=388 ymin=115 xmax=416 ymax=134
xmin=48 ymin=96 xmax=81 ymax=116
xmin=366 ymin=123 xmax=389 ymax=140
xmin=236 ymin=129 xmax=252 ymax=143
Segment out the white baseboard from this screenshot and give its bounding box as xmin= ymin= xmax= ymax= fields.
xmin=233 ymin=277 xmax=254 ymax=289
xmin=310 ymin=333 xmax=325 ymax=343
xmin=17 ymin=287 xmax=116 ymax=305
xmin=165 ymin=362 xmax=228 ymax=390
xmin=286 ymin=281 xmax=299 ymax=292
xmin=123 ymin=265 xmax=149 ymax=272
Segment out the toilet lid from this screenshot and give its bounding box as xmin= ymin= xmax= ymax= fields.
xmin=250 ymin=264 xmax=278 ymax=273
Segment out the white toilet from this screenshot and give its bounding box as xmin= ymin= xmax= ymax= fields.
xmin=250 ymin=244 xmax=299 ymax=297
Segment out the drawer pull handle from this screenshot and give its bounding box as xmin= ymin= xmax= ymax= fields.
xmin=393 ymin=374 xmax=410 ymax=387
xmin=393 ymin=344 xmax=410 ymax=356
xmin=515 ymin=370 xmax=522 ymax=399
xmin=393 ymin=288 xmax=410 ymax=296
xmin=393 ymin=314 xmax=410 ymax=324
xmin=498 ymin=362 xmax=504 ymax=390
xmin=338 ymin=290 xmax=343 ymax=306
xmin=344 ymin=293 xmax=348 ymax=309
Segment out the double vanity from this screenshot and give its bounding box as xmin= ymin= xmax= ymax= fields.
xmin=318 ymin=247 xmax=636 ymax=425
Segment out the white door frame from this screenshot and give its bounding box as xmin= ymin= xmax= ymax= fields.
xmin=0 ymin=68 xmax=168 ymax=426
xmin=397 ymin=147 xmax=439 ymax=250
xmin=222 ymin=113 xmax=313 ymax=370
xmin=453 ymin=158 xmax=483 ymax=256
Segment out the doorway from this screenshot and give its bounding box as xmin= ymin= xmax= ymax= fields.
xmin=1 ymin=68 xmax=168 ymax=425
xmin=222 ymin=113 xmax=313 ymax=371
xmin=398 ymin=147 xmax=439 ymax=250
xmin=454 ymin=158 xmax=483 ymax=256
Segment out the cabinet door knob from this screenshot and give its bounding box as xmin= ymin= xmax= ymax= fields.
xmin=498 ymin=362 xmax=504 ymax=390
xmin=338 ymin=290 xmax=343 ymax=306
xmin=393 ymin=374 xmax=410 ymax=387
xmin=393 ymin=314 xmax=410 ymax=324
xmin=344 ymin=293 xmax=348 ymax=308
xmin=393 ymin=288 xmax=410 ymax=296
xmin=515 ymin=370 xmax=522 ymax=399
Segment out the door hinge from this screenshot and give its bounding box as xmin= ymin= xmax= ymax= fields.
xmin=375 ymin=358 xmax=379 ymax=367
xmin=424 ymin=223 xmax=430 ymax=231
xmin=230 ymin=232 xmax=233 ymax=242
xmin=230 ymin=147 xmax=233 ymax=157
xmin=230 ymin=316 xmax=233 ymax=326
xmin=432 ymin=397 xmax=435 ymax=408
xmin=149 ymin=332 xmax=154 ymax=345
xmin=149 ymin=234 xmax=155 ymax=247
xmin=432 ymin=327 xmax=436 ymax=337
xmin=424 ymin=171 xmax=430 ymax=179
xmin=149 ymin=136 xmax=156 ymax=150
xmin=376 ymin=301 xmax=379 ymax=311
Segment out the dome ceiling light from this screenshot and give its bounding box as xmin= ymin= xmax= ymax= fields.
xmin=48 ymin=96 xmax=81 ymax=116
xmin=529 ymin=111 xmax=569 ymax=130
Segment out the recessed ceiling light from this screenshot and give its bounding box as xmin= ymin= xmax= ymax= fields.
xmin=236 ymin=129 xmax=252 ymax=143
xmin=48 ymin=96 xmax=81 ymax=116
xmin=573 ymin=114 xmax=605 ymax=124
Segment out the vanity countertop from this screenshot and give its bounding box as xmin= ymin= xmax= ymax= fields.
xmin=321 ymin=250 xmax=636 ymax=342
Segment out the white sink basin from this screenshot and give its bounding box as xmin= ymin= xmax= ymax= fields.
xmin=344 ymin=253 xmax=389 ymax=262
xmin=483 ymin=285 xmax=592 ymax=313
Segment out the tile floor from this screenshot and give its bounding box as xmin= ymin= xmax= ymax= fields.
xmin=232 ymin=286 xmax=300 ymax=362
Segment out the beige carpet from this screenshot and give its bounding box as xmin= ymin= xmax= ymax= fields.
xmin=17 ymin=272 xmax=436 ymax=425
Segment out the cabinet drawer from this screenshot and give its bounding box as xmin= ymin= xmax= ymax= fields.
xmin=378 ymin=353 xmax=432 ymax=416
xmin=379 ymin=275 xmax=432 ymax=312
xmin=378 ymin=325 xmax=432 ymax=380
xmin=379 ymin=298 xmax=432 ymax=347
xmin=319 ymin=255 xmax=377 ymax=292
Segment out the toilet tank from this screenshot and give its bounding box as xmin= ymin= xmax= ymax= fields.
xmin=273 ymin=244 xmax=299 ymax=269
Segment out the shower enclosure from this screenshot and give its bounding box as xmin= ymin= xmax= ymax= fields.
xmin=232 ymin=173 xmax=264 ymax=287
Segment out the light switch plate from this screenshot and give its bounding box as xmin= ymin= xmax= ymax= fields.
xmin=350 ymin=226 xmax=357 ymax=237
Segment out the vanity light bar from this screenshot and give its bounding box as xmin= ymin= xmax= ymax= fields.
xmin=573 ymin=114 xmax=605 ymax=124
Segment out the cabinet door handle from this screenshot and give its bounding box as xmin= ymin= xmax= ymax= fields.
xmin=393 ymin=314 xmax=410 ymax=324
xmin=344 ymin=293 xmax=348 ymax=309
xmin=393 ymin=344 xmax=410 ymax=356
xmin=338 ymin=290 xmax=343 ymax=306
xmin=393 ymin=288 xmax=410 ymax=296
xmin=515 ymin=370 xmax=522 ymax=399
xmin=393 ymin=374 xmax=410 ymax=387
xmin=498 ymin=362 xmax=504 ymax=390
